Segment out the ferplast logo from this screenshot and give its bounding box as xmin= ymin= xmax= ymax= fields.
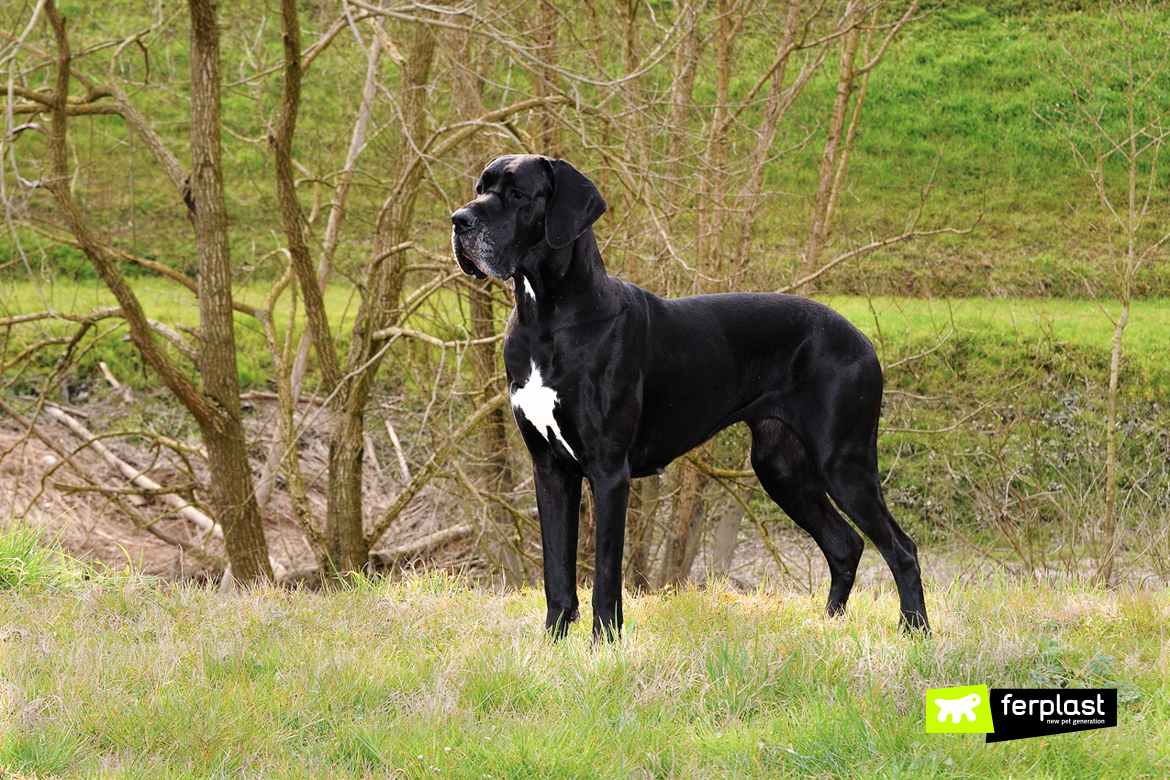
xmin=925 ymin=686 xmax=1118 ymax=742
xmin=925 ymin=685 xmax=995 ymax=734
xmin=985 ymin=689 xmax=1118 ymax=743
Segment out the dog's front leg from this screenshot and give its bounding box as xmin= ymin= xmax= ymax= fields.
xmin=589 ymin=466 xmax=631 ymax=643
xmin=533 ymin=458 xmax=583 ymax=639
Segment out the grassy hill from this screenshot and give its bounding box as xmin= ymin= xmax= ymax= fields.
xmin=3 ymin=1 xmax=1167 ymax=296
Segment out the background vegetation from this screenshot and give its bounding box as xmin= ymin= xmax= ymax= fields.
xmin=1 ymin=0 xmax=1167 ymax=598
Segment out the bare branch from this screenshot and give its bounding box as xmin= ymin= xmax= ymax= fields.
xmin=778 ymin=215 xmax=982 ymax=294
xmin=40 ymin=403 xmax=223 ymax=539
xmin=369 ymin=325 xmax=505 ymax=349
xmin=365 ymin=392 xmax=507 ymax=549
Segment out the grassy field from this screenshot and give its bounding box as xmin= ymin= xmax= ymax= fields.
xmin=830 ymin=296 xmax=1170 ymax=396
xmin=0 ymin=276 xmax=362 ymax=394
xmin=0 ymin=534 xmax=1166 ymax=779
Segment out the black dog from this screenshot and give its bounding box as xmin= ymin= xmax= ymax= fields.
xmin=452 ymin=155 xmax=929 ymax=640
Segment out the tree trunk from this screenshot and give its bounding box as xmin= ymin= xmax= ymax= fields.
xmin=39 ymin=0 xmax=271 ymax=584
xmin=255 ymin=22 xmax=381 ymax=511
xmin=796 ymin=3 xmax=864 ymax=294
xmin=325 ymin=408 xmax=370 ymax=576
xmin=529 ymin=0 xmax=561 ymax=156
xmin=324 ymin=18 xmax=437 ymax=577
xmin=272 ymin=0 xmax=342 ymax=394
xmin=710 ymin=501 xmax=742 ymax=579
xmin=660 ymin=465 xmax=705 ymax=587
xmin=694 ymin=0 xmax=734 ymax=294
xmin=187 ymin=0 xmax=273 ymax=584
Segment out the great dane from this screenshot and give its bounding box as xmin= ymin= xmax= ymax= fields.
xmin=451 ymin=154 xmax=929 ymax=641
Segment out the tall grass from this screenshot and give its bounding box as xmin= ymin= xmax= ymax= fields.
xmin=0 ymin=523 xmax=85 ymax=591
xmin=0 ymin=566 xmax=1165 ymax=779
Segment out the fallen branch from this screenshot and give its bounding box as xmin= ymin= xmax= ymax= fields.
xmin=368 ymin=524 xmax=474 ymax=568
xmin=0 ymin=398 xmax=226 ymax=569
xmin=40 ymin=403 xmax=223 ymax=540
xmin=384 ymin=418 xmax=411 ymax=483
xmin=56 ymin=481 xmax=200 ymax=497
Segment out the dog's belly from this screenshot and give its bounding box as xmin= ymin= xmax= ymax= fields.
xmin=626 ymin=387 xmax=766 ymax=478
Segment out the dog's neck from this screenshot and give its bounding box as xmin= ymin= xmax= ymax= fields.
xmin=512 ymin=229 xmax=619 ymax=326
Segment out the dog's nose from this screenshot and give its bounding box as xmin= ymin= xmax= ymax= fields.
xmin=451 ymin=208 xmax=477 ymax=233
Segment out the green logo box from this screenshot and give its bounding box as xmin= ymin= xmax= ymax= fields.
xmin=925 ymin=684 xmax=995 ymax=734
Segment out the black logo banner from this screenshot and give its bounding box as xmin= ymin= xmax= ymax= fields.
xmin=986 ymin=688 xmax=1117 ymax=743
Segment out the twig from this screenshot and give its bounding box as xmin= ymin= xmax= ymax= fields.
xmin=385 ymin=417 xmax=411 ymax=483
xmin=369 ymin=325 xmax=505 ymax=349
xmin=778 ymin=216 xmax=982 ymax=294
xmin=881 ymin=404 xmax=991 ymax=435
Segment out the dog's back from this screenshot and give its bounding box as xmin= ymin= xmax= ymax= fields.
xmin=625 ymin=289 xmax=882 ymax=472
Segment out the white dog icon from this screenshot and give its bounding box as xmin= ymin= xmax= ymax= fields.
xmin=934 ymin=693 xmax=981 ymax=723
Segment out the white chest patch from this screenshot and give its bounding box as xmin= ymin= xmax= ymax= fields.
xmin=511 ymin=360 xmax=576 ymax=460
xmin=519 ymin=275 xmax=537 ymax=303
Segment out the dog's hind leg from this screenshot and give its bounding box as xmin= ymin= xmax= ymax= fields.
xmin=814 ymin=439 xmax=930 ymax=632
xmin=748 ymin=418 xmax=865 ymax=617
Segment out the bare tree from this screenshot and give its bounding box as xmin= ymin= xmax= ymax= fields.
xmin=1038 ymin=1 xmax=1170 ymax=584
xmin=5 ymin=0 xmax=273 ymax=581
xmin=185 ymin=0 xmax=274 ymax=582
xmin=2 ymin=0 xmax=969 ymax=591
xmin=796 ymin=0 xmax=920 ymax=294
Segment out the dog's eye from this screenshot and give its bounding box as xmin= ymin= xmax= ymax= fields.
xmin=474 ymin=184 xmax=483 ymax=195
xmin=511 ymin=190 xmax=526 ymax=200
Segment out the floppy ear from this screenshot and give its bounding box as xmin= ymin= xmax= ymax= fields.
xmin=543 ymin=158 xmax=608 ymax=250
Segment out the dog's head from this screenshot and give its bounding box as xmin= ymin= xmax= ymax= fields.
xmin=451 ymin=155 xmax=607 ymax=280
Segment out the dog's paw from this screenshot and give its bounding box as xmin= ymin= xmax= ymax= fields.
xmin=545 ymin=607 xmax=580 ymax=640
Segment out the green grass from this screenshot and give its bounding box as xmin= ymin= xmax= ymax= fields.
xmin=771 ymin=3 xmax=1170 ymax=296
xmin=0 ymin=561 xmax=1165 ymax=779
xmin=0 ymin=276 xmax=361 ymax=394
xmin=0 ymin=524 xmax=85 ymax=591
xmin=5 ymin=2 xmax=1169 ymax=298
xmin=830 ymin=296 xmax=1170 ymax=398
xmin=5 ymin=271 xmax=1167 ymax=395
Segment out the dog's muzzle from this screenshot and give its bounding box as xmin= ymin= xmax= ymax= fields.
xmin=451 ymin=207 xmax=498 ymax=280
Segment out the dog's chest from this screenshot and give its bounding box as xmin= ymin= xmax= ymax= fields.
xmin=509 ymin=359 xmax=577 ymax=460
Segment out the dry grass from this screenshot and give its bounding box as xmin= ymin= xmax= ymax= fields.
xmin=0 ymin=554 xmax=1166 ymax=779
